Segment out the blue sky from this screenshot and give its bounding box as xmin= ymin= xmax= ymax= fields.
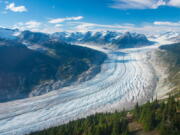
xmin=0 ymin=0 xmax=180 ymax=33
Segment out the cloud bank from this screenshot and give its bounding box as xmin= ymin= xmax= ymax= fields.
xmin=154 ymin=21 xmax=180 ymax=26
xmin=13 ymin=21 xmax=41 ymax=31
xmin=110 ymin=0 xmax=180 ymax=9
xmin=12 ymin=19 xmax=180 ymax=34
xmin=49 ymin=16 xmax=84 ymax=23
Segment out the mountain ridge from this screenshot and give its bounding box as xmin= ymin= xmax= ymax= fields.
xmin=0 ymin=27 xmax=154 ymax=49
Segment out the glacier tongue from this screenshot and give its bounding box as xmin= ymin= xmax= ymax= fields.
xmin=0 ymin=44 xmax=157 ymax=135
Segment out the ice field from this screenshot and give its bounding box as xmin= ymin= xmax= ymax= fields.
xmin=0 ymin=44 xmax=158 ymax=135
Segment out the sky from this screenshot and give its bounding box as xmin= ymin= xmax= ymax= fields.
xmin=0 ymin=0 xmax=180 ymax=34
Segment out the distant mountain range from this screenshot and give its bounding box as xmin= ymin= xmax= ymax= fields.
xmin=149 ymin=31 xmax=180 ymax=43
xmin=0 ymin=27 xmax=154 ymax=48
xmin=51 ymin=31 xmax=154 ymax=48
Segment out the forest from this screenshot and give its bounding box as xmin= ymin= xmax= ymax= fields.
xmin=29 ymin=95 xmax=180 ymax=135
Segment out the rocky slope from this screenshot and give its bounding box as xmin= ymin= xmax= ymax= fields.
xmin=159 ymin=43 xmax=180 ymax=95
xmin=149 ymin=42 xmax=180 ymax=99
xmin=0 ymin=39 xmax=106 ymax=102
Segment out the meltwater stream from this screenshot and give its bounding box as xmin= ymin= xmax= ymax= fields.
xmin=0 ymin=44 xmax=157 ymax=135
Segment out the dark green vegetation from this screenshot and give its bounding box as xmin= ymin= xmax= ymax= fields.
xmin=0 ymin=40 xmax=106 ymax=102
xmin=159 ymin=43 xmax=180 ymax=96
xmin=30 ymin=110 xmax=129 ymax=135
xmin=134 ymin=96 xmax=180 ymax=135
xmin=29 ymin=96 xmax=180 ymax=135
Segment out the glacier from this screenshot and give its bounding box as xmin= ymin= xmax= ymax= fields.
xmin=0 ymin=44 xmax=159 ymax=135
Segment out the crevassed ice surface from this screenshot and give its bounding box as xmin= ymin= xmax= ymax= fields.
xmin=0 ymin=44 xmax=157 ymax=135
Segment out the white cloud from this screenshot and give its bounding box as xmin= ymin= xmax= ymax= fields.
xmin=154 ymin=21 xmax=180 ymax=26
xmin=66 ymin=21 xmax=180 ymax=34
xmin=49 ymin=16 xmax=83 ymax=23
xmin=6 ymin=3 xmax=27 ymax=12
xmin=110 ymin=0 xmax=166 ymax=9
xmin=13 ymin=21 xmax=63 ymax=33
xmin=11 ymin=20 xmax=180 ymax=34
xmin=110 ymin=0 xmax=180 ymax=9
xmin=75 ymin=22 xmax=96 ymax=32
xmin=13 ymin=21 xmax=41 ymax=31
xmin=128 ymin=24 xmax=180 ymax=34
xmin=67 ymin=22 xmax=135 ymax=32
xmin=168 ymin=0 xmax=180 ymax=7
xmin=25 ymin=21 xmax=41 ymax=29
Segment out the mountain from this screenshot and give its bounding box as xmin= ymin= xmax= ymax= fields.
xmin=18 ymin=30 xmax=50 ymax=44
xmin=111 ymin=32 xmax=153 ymax=48
xmin=51 ymin=31 xmax=154 ymax=48
xmin=163 ymin=32 xmax=180 ymax=42
xmin=149 ymin=31 xmax=180 ymax=43
xmin=0 ymin=27 xmax=154 ymax=48
xmin=159 ymin=31 xmax=180 ymax=39
xmin=0 ymin=39 xmax=106 ymax=102
xmin=0 ymin=27 xmax=19 ymax=40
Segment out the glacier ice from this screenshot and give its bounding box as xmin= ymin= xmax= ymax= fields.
xmin=0 ymin=44 xmax=158 ymax=135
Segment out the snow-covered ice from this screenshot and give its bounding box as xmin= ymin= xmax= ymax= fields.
xmin=0 ymin=44 xmax=158 ymax=135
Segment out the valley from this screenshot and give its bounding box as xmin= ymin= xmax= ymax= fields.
xmin=0 ymin=1 xmax=180 ymax=135
xmin=0 ymin=43 xmax=158 ymax=135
